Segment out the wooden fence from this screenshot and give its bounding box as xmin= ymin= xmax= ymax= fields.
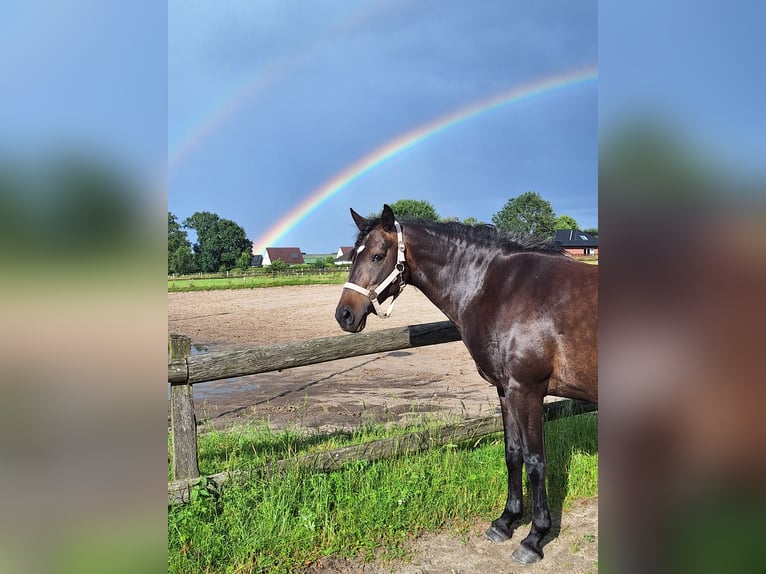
xmin=168 ymin=322 xmax=597 ymax=504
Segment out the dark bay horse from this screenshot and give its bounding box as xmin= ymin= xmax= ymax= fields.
xmin=335 ymin=204 xmax=597 ymax=564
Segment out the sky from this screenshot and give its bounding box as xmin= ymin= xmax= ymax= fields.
xmin=168 ymin=0 xmax=598 ymax=254
xmin=0 ymin=2 xmax=166 ymax=178
xmin=599 ymin=0 xmax=766 ymax=179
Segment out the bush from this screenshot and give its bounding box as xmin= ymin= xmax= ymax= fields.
xmin=268 ymin=260 xmax=288 ymax=272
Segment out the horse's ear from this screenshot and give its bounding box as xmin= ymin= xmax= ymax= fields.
xmin=381 ymin=204 xmax=395 ymax=227
xmin=350 ymin=208 xmax=367 ymax=231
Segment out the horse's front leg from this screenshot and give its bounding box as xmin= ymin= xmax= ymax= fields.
xmin=511 ymin=392 xmax=551 ymax=564
xmin=484 ymin=387 xmax=524 ymax=543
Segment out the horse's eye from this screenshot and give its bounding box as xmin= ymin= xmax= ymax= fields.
xmin=372 ymin=253 xmax=384 ymax=262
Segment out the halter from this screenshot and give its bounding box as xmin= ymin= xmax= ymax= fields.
xmin=343 ymin=220 xmax=407 ymax=318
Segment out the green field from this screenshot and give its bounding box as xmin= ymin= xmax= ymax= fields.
xmin=168 ymin=272 xmax=347 ymax=292
xmin=168 ymin=257 xmax=596 ymax=292
xmin=168 ymin=413 xmax=598 ymax=573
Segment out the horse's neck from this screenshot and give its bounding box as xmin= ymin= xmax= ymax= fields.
xmin=405 ymin=226 xmax=486 ymax=327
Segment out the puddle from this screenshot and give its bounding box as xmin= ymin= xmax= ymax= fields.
xmin=168 ymin=344 xmax=268 ymax=400
xmin=167 ymin=343 xmax=209 ymax=360
xmin=193 ymin=377 xmax=261 ymax=398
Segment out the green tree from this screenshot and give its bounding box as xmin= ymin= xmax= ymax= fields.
xmin=183 ymin=211 xmax=219 ymax=273
xmin=554 ymin=215 xmax=579 ymax=230
xmin=269 ymin=259 xmax=288 ymax=272
xmin=491 ymin=191 xmax=556 ymax=238
xmin=235 ymin=251 xmax=252 ymax=271
xmin=583 ymin=227 xmax=599 ymax=239
xmin=183 ymin=211 xmax=219 ymax=245
xmin=183 ymin=212 xmax=251 ymax=273
xmin=168 ymin=212 xmax=195 ymax=274
xmin=215 ymin=219 xmax=252 ymax=270
xmin=370 ymin=199 xmax=439 ymax=221
xmin=462 ymin=216 xmax=482 ymax=226
xmin=169 ymin=243 xmax=195 ymax=275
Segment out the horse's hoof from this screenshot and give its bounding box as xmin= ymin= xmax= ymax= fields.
xmin=511 ymin=544 xmax=542 ymax=564
xmin=484 ymin=525 xmax=511 ymax=543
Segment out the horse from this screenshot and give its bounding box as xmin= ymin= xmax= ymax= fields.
xmin=335 ymin=204 xmax=597 ymax=564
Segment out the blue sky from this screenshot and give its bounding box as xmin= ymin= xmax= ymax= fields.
xmin=1 ymin=2 xmax=761 ymax=257
xmin=0 ymin=2 xmax=166 ymax=178
xmin=599 ymin=0 xmax=766 ymax=179
xmin=169 ymin=1 xmax=598 ymax=253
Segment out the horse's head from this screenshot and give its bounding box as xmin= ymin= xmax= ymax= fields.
xmin=335 ymin=204 xmax=407 ymax=332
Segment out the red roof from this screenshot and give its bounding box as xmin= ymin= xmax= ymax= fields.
xmin=265 ymin=247 xmax=304 ymax=265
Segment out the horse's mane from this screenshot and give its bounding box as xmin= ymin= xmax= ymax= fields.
xmin=356 ymin=217 xmax=567 ymax=256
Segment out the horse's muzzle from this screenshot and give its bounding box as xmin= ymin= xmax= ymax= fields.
xmin=335 ymin=304 xmax=367 ymax=333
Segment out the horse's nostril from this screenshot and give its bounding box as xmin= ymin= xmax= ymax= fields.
xmin=336 ymin=306 xmax=355 ymax=328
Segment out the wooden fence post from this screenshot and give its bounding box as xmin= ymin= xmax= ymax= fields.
xmin=169 ymin=333 xmax=200 ymax=481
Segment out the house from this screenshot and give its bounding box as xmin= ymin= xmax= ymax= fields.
xmin=552 ymin=229 xmax=599 ymax=256
xmin=334 ymin=246 xmax=354 ymax=265
xmin=262 ymin=247 xmax=305 ymax=266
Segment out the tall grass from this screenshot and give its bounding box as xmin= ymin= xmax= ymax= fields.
xmin=168 ymin=414 xmax=598 ymax=573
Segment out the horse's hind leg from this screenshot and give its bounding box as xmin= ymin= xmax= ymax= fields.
xmin=484 ymin=388 xmax=524 ymax=543
xmin=511 ymin=393 xmax=551 ymax=564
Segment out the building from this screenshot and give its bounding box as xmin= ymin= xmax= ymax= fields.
xmin=552 ymin=229 xmax=598 ymax=256
xmin=334 ymin=246 xmax=354 ymax=265
xmin=262 ymin=247 xmax=305 ymax=266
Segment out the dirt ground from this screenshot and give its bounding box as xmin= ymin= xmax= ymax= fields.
xmin=168 ymin=285 xmax=598 ymax=573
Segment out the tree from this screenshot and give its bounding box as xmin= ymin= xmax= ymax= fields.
xmin=235 ymin=251 xmax=252 ymax=271
xmin=183 ymin=211 xmax=219 ymax=272
xmin=462 ymin=216 xmax=482 ymax=226
xmin=168 ymin=212 xmax=195 ymax=274
xmin=183 ymin=211 xmax=251 ymax=273
xmin=554 ymin=215 xmax=579 ymax=230
xmin=169 ymin=243 xmax=195 ymax=275
xmin=183 ymin=211 xmax=219 ymax=247
xmin=215 ymin=219 xmax=252 ymax=270
xmin=491 ymin=191 xmax=556 ymax=238
xmin=269 ymin=259 xmax=287 ymax=272
xmin=583 ymin=227 xmax=599 ymax=239
xmin=370 ymin=199 xmax=440 ymax=221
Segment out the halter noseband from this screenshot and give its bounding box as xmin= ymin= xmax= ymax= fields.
xmin=343 ymin=220 xmax=407 ymax=318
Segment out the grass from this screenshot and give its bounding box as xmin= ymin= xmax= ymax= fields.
xmin=168 ymin=272 xmax=347 ymax=292
xmin=168 ymin=412 xmax=598 ymax=574
xmin=168 ymin=258 xmax=597 ymax=292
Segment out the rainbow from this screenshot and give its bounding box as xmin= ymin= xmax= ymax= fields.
xmin=169 ymin=2 xmax=384 ymax=176
xmin=251 ymin=65 xmax=597 ymax=254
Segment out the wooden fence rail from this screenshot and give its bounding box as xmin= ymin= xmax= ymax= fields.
xmin=168 ymin=400 xmax=597 ymax=505
xmin=167 ymin=322 xmax=597 ymax=503
xmin=169 ymin=321 xmax=461 ymax=384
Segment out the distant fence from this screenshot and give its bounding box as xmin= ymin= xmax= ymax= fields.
xmin=168 ymin=267 xmax=349 ymax=282
xmin=167 ymin=322 xmax=597 ymax=504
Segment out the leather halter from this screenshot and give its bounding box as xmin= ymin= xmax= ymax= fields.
xmin=343 ymin=220 xmax=406 ymax=318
